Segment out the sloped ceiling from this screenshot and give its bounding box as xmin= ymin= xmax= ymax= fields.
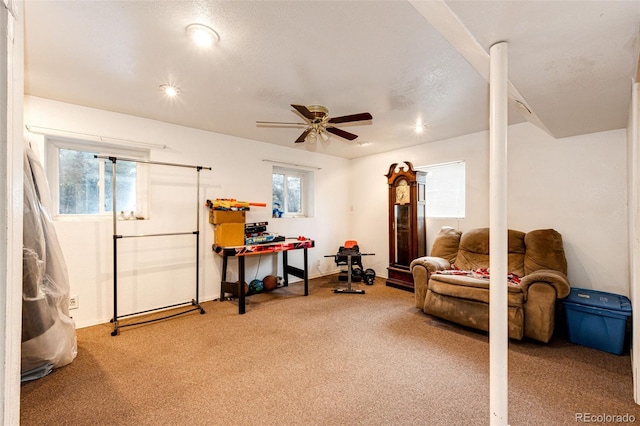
xmin=23 ymin=1 xmax=640 ymax=159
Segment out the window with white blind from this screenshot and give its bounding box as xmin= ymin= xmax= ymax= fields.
xmin=419 ymin=161 xmax=465 ymax=218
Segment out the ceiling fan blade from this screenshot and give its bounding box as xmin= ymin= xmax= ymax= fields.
xmin=295 ymin=128 xmax=313 ymax=143
xmin=328 ymin=112 xmax=372 ymax=124
xmin=326 ymin=126 xmax=358 ymax=141
xmin=291 ymin=104 xmax=315 ymax=120
xmin=256 ymin=121 xmax=307 ymax=126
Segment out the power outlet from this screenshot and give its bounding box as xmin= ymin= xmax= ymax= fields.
xmin=69 ymin=295 xmax=79 ymax=310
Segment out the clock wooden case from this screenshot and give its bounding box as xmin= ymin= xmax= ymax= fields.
xmin=385 ymin=161 xmax=427 ymax=292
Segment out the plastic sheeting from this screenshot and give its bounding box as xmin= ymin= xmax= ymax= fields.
xmin=22 ymin=146 xmax=77 ymax=381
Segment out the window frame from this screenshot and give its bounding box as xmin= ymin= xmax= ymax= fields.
xmin=272 ymin=166 xmax=313 ymax=218
xmin=45 ymin=136 xmax=150 ymax=219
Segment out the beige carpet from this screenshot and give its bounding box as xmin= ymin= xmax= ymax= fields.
xmin=21 ymin=276 xmax=639 ymax=425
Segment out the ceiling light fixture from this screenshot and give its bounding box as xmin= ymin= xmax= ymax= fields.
xmin=160 ymin=84 xmax=180 ymax=97
xmin=186 ymin=23 xmax=220 ymax=48
xmin=306 ymin=130 xmax=317 ymax=144
xmin=319 ymin=131 xmax=330 ymax=143
xmin=415 ymin=119 xmax=426 ymax=134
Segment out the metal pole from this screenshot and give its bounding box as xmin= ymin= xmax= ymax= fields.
xmin=93 ymin=155 xmax=211 ymax=171
xmin=489 ymin=41 xmax=509 ymax=425
xmin=195 ymin=168 xmax=201 ymax=304
xmin=111 ymin=158 xmax=119 ymax=334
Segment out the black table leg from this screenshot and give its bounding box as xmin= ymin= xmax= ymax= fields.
xmin=303 ymin=248 xmax=309 ymax=296
xmin=238 ymin=256 xmax=246 ymax=314
xmin=220 ymin=253 xmax=228 ymax=301
xmin=282 ymin=251 xmax=289 ymax=287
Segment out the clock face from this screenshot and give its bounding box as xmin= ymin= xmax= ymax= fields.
xmin=395 ymin=178 xmax=410 ymax=204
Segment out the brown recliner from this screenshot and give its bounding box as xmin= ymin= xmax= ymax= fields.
xmin=410 ymin=227 xmax=571 ymax=343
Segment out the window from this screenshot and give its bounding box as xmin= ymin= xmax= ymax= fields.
xmin=46 ymin=137 xmax=149 ymax=217
xmin=419 ymin=161 xmax=465 ymax=218
xmin=272 ymin=166 xmax=313 ymax=218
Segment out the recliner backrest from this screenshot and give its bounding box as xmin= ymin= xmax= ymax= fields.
xmin=452 ymin=228 xmax=526 ymax=277
xmin=524 ymin=229 xmax=567 ymax=275
xmin=453 ymin=228 xmax=490 ymax=272
xmin=430 ymin=227 xmax=567 ymax=278
xmin=429 ymin=226 xmax=462 ymax=264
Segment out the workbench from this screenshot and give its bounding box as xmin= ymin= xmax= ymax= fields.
xmin=212 ymin=238 xmax=315 ymax=314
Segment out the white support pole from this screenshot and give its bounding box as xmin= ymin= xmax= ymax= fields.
xmin=1 ymin=1 xmax=24 ymax=423
xmin=489 ymin=41 xmax=509 ymax=425
xmin=629 ymin=82 xmax=640 ymax=404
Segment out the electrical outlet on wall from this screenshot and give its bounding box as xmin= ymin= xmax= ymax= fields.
xmin=69 ymin=295 xmax=79 ymax=310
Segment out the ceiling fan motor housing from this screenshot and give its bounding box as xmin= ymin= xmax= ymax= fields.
xmin=306 ymin=105 xmax=329 ymax=123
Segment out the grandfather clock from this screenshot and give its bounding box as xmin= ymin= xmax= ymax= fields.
xmin=385 ymin=161 xmax=427 ymax=292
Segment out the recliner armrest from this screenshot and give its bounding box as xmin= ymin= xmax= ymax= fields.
xmin=520 ymin=269 xmax=570 ymax=300
xmin=411 ymin=256 xmax=452 ymax=309
xmin=410 ymin=256 xmax=451 ymax=274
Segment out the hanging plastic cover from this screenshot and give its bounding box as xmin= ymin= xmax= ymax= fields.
xmin=22 ymin=146 xmax=77 ymax=381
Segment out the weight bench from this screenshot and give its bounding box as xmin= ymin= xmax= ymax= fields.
xmin=326 ymin=240 xmax=375 ymax=294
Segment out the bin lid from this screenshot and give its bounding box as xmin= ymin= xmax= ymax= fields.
xmin=564 ymin=288 xmax=632 ymax=313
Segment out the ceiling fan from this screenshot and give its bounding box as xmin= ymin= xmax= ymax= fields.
xmin=256 ymin=104 xmax=372 ymax=144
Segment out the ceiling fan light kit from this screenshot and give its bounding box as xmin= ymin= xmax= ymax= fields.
xmin=185 ymin=23 xmax=220 ymax=48
xmin=257 ymin=104 xmax=373 ymax=145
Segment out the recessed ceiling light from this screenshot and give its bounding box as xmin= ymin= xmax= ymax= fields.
xmin=414 ymin=119 xmax=426 ymax=134
xmin=186 ymin=23 xmax=220 ymax=48
xmin=160 ymin=84 xmax=180 ymax=97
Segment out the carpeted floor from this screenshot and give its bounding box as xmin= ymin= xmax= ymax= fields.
xmin=21 ymin=276 xmax=640 ymax=425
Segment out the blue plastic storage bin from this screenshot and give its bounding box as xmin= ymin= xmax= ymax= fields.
xmin=562 ymin=288 xmax=632 ymax=355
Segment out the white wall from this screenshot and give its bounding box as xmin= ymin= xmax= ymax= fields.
xmin=24 ymin=96 xmax=351 ymax=328
xmin=24 ymin=95 xmax=631 ymax=328
xmin=351 ymin=122 xmax=629 ymax=297
xmin=508 ymin=124 xmax=628 ymax=295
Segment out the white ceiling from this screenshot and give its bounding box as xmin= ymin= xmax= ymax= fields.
xmin=23 ymin=1 xmax=640 ymax=159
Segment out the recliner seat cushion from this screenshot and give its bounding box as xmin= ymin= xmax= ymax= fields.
xmin=429 ymin=274 xmax=524 ymax=306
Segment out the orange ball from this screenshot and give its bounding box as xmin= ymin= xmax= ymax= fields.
xmin=263 ymin=275 xmax=277 ymax=291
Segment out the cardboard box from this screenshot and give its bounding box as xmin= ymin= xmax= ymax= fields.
xmin=209 ymin=210 xmax=246 ymax=225
xmin=213 ymin=223 xmax=245 ymax=247
xmin=562 ymin=288 xmax=632 ymax=355
xmin=210 ymin=210 xmax=246 ymax=246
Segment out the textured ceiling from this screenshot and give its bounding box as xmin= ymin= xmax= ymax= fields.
xmin=23 ymin=1 xmax=640 ymax=159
